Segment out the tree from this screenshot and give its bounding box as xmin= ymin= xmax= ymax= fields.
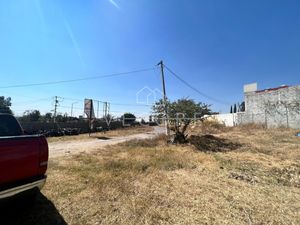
xmin=55 ymin=113 xmax=69 ymax=122
xmin=121 ymin=113 xmax=136 ymax=125
xmin=153 ymin=98 xmax=213 ymax=143
xmin=20 ymin=110 xmax=41 ymax=122
xmin=230 ymin=105 xmax=233 ymax=114
xmin=0 ymin=96 xmax=12 ymax=114
xmin=43 ymin=113 xmax=52 ymax=122
xmin=233 ymin=104 xmax=237 ymax=113
xmin=152 ymin=98 xmax=170 ymax=123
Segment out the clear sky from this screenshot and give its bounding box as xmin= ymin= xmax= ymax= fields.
xmin=1 ymin=0 xmax=300 ymax=118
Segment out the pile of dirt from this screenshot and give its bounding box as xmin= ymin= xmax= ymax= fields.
xmin=189 ymin=134 xmax=242 ymax=152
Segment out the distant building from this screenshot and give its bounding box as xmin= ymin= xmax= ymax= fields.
xmin=238 ymin=83 xmax=300 ymax=128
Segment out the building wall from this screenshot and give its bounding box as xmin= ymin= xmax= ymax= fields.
xmin=245 ymin=85 xmax=300 ymax=114
xmin=240 ymin=85 xmax=300 ymax=129
xmin=205 ymin=113 xmax=237 ymax=127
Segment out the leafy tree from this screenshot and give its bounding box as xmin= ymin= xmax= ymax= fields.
xmin=152 ymin=98 xmax=171 ymax=124
xmin=0 ymin=96 xmax=12 ymax=114
xmin=43 ymin=113 xmax=52 ymax=122
xmin=153 ymin=98 xmax=213 ymax=143
xmin=55 ymin=113 xmax=69 ymax=122
xmin=121 ymin=113 xmax=136 ymax=125
xmin=20 ymin=110 xmax=41 ymax=122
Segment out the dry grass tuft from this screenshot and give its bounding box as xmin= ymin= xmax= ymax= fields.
xmin=118 ymin=134 xmax=168 ymax=148
xmin=190 ymin=119 xmax=227 ymax=134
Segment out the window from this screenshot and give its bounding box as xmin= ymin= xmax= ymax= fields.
xmin=0 ymin=115 xmax=23 ymax=136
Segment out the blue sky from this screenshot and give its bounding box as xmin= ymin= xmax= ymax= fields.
xmin=1 ymin=0 xmax=300 ymax=117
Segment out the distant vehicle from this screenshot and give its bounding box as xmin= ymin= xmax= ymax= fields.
xmin=0 ymin=114 xmax=48 ymax=201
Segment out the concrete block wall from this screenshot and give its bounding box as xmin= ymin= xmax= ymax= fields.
xmin=245 ymin=85 xmax=300 ymax=114
xmin=239 ymin=85 xmax=300 ymax=129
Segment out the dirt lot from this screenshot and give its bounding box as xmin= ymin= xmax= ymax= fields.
xmin=3 ymin=125 xmax=300 ymax=225
xmin=48 ymin=126 xmax=163 ymax=158
xmin=47 ymin=126 xmax=154 ymax=143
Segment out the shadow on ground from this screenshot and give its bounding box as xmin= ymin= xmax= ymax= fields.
xmin=189 ymin=134 xmax=242 ymax=152
xmin=0 ymin=191 xmax=67 ymax=225
xmin=96 ymin=136 xmax=111 ymax=140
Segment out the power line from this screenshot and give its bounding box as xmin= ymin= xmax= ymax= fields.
xmin=0 ymin=67 xmax=156 ymax=89
xmin=164 ymin=65 xmax=230 ymax=105
xmin=62 ymin=97 xmax=151 ymax=107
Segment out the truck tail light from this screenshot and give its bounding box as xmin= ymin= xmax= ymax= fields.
xmin=38 ymin=136 xmax=49 ymax=174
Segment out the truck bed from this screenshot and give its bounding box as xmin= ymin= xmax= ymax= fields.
xmin=0 ymin=135 xmax=48 ymax=188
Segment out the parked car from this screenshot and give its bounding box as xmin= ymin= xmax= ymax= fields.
xmin=0 ymin=114 xmax=48 ymax=201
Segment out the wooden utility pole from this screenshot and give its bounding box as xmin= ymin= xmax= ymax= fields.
xmin=157 ymin=60 xmax=170 ymax=136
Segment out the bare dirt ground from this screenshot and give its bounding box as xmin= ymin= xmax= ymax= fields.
xmin=48 ymin=126 xmax=164 ymax=158
xmin=46 ymin=126 xmax=154 ymax=143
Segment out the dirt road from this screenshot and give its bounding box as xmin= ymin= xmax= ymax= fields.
xmin=48 ymin=126 xmax=165 ymax=158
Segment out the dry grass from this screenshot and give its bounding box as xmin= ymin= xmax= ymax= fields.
xmin=47 ymin=126 xmax=153 ymax=143
xmin=190 ymin=119 xmax=227 ymax=134
xmin=7 ymin=125 xmax=300 ymax=225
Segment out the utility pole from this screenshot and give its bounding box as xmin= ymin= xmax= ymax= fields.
xmin=157 ymin=60 xmax=169 ymax=136
xmin=53 ymin=96 xmax=63 ymax=123
xmin=71 ymin=102 xmax=78 ymax=117
xmin=53 ymin=96 xmax=58 ymax=123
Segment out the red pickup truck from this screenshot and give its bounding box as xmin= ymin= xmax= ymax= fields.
xmin=0 ymin=114 xmax=48 ymax=200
